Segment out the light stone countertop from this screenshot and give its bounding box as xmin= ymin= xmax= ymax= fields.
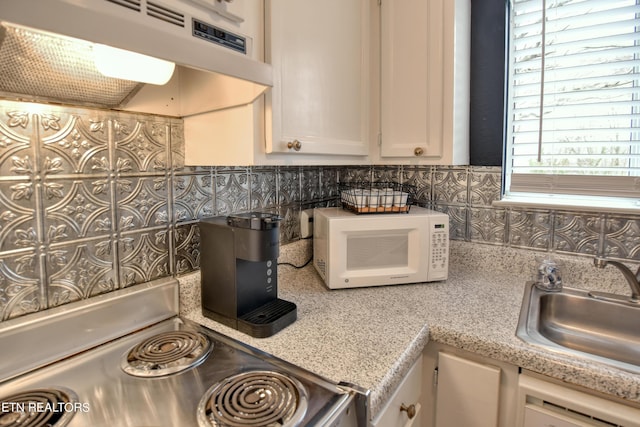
xmin=178 ymin=240 xmax=640 ymax=420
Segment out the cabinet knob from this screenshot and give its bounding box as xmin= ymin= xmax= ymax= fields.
xmin=287 ymin=140 xmax=302 ymax=151
xmin=414 ymin=147 xmax=424 ymax=157
xmin=400 ymin=403 xmax=417 ymax=419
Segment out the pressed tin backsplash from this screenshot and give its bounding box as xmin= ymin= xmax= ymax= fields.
xmin=0 ymin=100 xmax=638 ymax=321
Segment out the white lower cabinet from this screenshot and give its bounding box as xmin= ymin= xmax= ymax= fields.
xmin=423 ymin=343 xmax=640 ymax=427
xmin=372 ymin=356 xmax=423 ymax=427
xmin=516 ymin=373 xmax=640 ymax=427
xmin=434 ymin=352 xmax=501 ymax=427
xmin=422 ymin=343 xmax=519 ymax=427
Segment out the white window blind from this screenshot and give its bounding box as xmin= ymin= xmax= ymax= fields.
xmin=504 ymin=0 xmax=640 ymax=201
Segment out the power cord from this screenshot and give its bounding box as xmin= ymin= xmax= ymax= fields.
xmin=278 ymin=257 xmax=313 ymax=269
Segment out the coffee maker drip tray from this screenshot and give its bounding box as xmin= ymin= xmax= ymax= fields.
xmin=238 ymin=299 xmax=297 ymax=338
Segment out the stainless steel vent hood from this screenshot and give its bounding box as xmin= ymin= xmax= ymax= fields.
xmin=0 ymin=0 xmax=272 ymax=117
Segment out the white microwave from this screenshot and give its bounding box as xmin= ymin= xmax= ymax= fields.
xmin=313 ymin=207 xmax=449 ymax=289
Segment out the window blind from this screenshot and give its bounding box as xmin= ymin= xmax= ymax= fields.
xmin=505 ymin=0 xmax=640 ymax=200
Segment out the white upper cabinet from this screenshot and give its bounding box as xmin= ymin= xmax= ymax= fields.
xmin=184 ymin=0 xmax=469 ymax=166
xmin=375 ymin=0 xmax=470 ymax=164
xmin=265 ymin=0 xmax=371 ymax=157
xmin=185 ymin=0 xmax=372 ymax=166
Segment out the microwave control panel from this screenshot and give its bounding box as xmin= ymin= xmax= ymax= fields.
xmin=192 ymin=18 xmax=247 ymax=54
xmin=428 ymin=220 xmax=449 ymax=280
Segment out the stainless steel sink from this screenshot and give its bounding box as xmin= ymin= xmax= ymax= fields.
xmin=517 ymin=282 xmax=640 ymax=374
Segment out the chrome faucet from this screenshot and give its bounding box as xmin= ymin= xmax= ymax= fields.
xmin=593 ymin=258 xmax=640 ymax=303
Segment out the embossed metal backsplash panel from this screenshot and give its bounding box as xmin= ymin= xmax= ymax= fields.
xmin=0 ymin=101 xmax=182 ymax=320
xmin=0 ymin=100 xmax=341 ymax=321
xmin=0 ymin=99 xmax=638 ymax=322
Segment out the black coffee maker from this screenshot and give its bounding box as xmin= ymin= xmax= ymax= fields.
xmin=199 ymin=212 xmax=297 ymax=338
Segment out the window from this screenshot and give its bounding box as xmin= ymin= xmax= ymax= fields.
xmin=504 ymin=0 xmax=640 ymax=209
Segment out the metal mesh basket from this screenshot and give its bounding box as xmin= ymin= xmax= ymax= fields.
xmin=339 ymin=182 xmax=416 ymax=214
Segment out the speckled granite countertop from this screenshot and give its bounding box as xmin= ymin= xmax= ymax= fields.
xmin=178 ymin=240 xmax=640 ymax=420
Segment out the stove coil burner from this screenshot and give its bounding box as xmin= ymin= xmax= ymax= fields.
xmin=0 ymin=387 xmax=78 ymax=427
xmin=122 ymin=330 xmax=213 ymax=377
xmin=197 ymin=370 xmax=309 ymax=427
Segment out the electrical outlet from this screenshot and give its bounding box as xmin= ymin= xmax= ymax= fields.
xmin=300 ymin=209 xmax=314 ymax=238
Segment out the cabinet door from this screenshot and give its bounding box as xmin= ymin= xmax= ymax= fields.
xmin=265 ymin=0 xmax=370 ymax=156
xmin=435 ymin=352 xmax=501 ymax=427
xmin=379 ymin=0 xmax=469 ymax=164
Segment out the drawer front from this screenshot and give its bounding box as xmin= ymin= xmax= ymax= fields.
xmin=372 ymin=356 xmax=423 ymax=427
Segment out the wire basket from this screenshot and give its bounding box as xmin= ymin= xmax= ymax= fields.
xmin=339 ymin=182 xmax=416 ymax=214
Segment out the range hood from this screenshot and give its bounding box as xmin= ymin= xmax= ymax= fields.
xmin=0 ymin=0 xmax=272 ymax=117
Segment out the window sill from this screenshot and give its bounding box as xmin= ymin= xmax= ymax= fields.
xmin=493 ymin=194 xmax=640 ymax=215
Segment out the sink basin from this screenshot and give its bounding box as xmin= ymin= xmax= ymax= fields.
xmin=517 ymin=282 xmax=640 ymax=374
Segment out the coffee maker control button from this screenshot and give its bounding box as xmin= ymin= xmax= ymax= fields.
xmin=267 ymin=268 xmax=272 ymax=276
xmin=267 ymin=260 xmax=272 ymax=267
xmin=267 ymin=277 xmax=272 ymax=284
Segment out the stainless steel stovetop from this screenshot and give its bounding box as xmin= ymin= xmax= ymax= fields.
xmin=0 ymin=278 xmax=367 ymax=427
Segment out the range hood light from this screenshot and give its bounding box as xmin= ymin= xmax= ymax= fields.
xmin=93 ymin=44 xmax=175 ymax=85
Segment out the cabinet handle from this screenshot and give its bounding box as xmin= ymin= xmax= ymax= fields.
xmin=287 ymin=140 xmax=302 ymax=151
xmin=400 ymin=403 xmax=417 ymax=419
xmin=414 ymin=147 xmax=424 ymax=156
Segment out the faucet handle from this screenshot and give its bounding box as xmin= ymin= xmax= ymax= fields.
xmin=534 ymin=258 xmax=563 ymax=292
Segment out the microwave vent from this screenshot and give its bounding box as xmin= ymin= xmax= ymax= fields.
xmin=106 ymin=0 xmax=142 ymax=12
xmin=104 ymin=0 xmax=185 ymax=28
xmin=315 ymin=259 xmax=326 ymax=277
xmin=147 ymin=2 xmax=185 ymax=27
